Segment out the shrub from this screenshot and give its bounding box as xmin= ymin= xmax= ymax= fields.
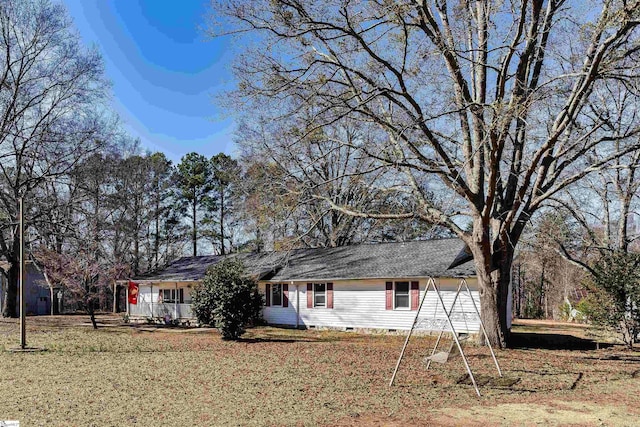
xmin=581 ymin=251 xmax=640 ymax=348
xmin=559 ymin=300 xmax=585 ymax=323
xmin=191 ymin=258 xmax=263 ymax=339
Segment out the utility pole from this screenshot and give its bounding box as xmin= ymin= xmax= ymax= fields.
xmin=19 ymin=197 xmax=26 ymax=349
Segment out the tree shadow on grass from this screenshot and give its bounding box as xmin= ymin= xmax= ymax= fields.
xmin=509 ymin=331 xmax=613 ymax=351
xmin=237 ymin=334 xmax=347 ymax=344
xmin=237 ymin=337 xmax=309 ymax=344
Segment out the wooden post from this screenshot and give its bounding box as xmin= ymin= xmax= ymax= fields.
xmin=294 ymin=282 xmax=299 ymax=328
xmin=174 ymin=282 xmax=178 ymax=320
xmin=113 ymin=282 xmax=117 ymax=313
xmin=19 ymin=197 xmax=26 ymax=349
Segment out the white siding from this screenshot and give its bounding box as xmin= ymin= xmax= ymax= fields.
xmin=130 ymin=285 xmax=153 ymax=317
xmin=130 ymin=278 xmax=481 ymax=333
xmin=414 ymin=280 xmax=481 ymax=334
xmin=129 ymin=283 xmax=194 ymax=319
xmin=259 ymin=278 xmax=480 ymax=332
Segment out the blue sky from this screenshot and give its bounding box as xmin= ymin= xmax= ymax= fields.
xmin=63 ymin=0 xmax=236 ymax=162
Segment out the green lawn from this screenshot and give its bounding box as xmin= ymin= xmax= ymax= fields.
xmin=0 ymin=316 xmax=638 ymax=426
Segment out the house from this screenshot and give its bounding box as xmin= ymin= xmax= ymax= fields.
xmin=125 ymin=238 xmax=481 ymax=332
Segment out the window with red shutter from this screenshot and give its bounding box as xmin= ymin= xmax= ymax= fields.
xmin=394 ymin=282 xmax=410 ymax=308
xmin=313 ymin=283 xmax=326 ymax=307
xmin=307 ymin=283 xmax=313 ymax=308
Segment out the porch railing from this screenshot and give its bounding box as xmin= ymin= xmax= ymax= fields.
xmin=129 ymin=302 xmax=193 ymax=320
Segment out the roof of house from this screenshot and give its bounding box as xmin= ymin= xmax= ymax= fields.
xmin=133 ymin=238 xmax=475 ymax=283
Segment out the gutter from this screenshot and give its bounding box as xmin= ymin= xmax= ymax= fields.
xmin=261 ymin=274 xmax=476 ymax=282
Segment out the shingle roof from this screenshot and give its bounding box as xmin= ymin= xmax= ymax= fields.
xmin=134 ymin=238 xmax=475 ymax=282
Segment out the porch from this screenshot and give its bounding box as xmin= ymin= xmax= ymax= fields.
xmin=125 ymin=280 xmax=197 ymax=322
xmin=129 ymin=301 xmax=193 ymax=320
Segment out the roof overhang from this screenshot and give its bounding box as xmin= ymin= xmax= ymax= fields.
xmin=258 ymin=274 xmax=476 ymax=282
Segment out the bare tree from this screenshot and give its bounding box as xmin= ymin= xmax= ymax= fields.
xmin=544 ymin=87 xmax=640 ymax=346
xmin=515 ymin=212 xmax=584 ymax=319
xmin=553 ymin=84 xmax=640 ymax=266
xmin=35 ymin=247 xmax=129 ymax=329
xmin=0 ymin=0 xmax=111 ymax=317
xmin=212 ymin=0 xmax=640 ymax=346
xmin=238 ymin=117 xmax=441 ymax=249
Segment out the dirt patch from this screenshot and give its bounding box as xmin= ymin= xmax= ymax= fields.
xmin=432 ymin=402 xmax=637 ymax=426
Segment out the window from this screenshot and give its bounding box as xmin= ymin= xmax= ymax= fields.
xmin=271 ymin=284 xmax=282 ymax=306
xmin=314 ymin=283 xmax=326 ymax=307
xmin=307 ymin=283 xmax=333 ymax=309
xmin=161 ymin=289 xmax=173 ymax=303
xmin=394 ymin=282 xmax=409 ymax=309
xmin=161 ymin=289 xmax=184 ymax=304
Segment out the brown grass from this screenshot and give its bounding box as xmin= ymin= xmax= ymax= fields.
xmin=0 ymin=316 xmax=638 ymax=426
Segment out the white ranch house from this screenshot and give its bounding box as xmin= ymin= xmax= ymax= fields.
xmin=125 ymin=238 xmax=482 ymax=332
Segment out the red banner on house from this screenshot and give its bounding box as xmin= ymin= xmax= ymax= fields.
xmin=128 ymin=280 xmax=139 ymax=305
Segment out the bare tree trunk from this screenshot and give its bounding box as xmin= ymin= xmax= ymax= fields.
xmin=540 ymin=265 xmax=546 ymax=318
xmin=469 ymin=221 xmax=512 ymax=348
xmin=618 ymin=195 xmax=631 ymax=252
xmin=2 ymin=261 xmax=19 ymax=318
xmin=192 ymin=189 xmax=197 ymax=257
xmin=113 ymin=284 xmax=121 ymax=313
xmin=134 ymin=235 xmax=139 ymax=276
xmin=475 ymin=262 xmax=511 ymax=348
xmin=516 ymin=263 xmax=523 ymax=318
xmin=154 ymin=198 xmax=160 ymax=270
xmin=220 ymin=190 xmax=225 ymax=255
xmin=88 ymin=305 xmax=98 ymax=330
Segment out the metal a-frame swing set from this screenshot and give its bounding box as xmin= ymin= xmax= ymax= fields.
xmin=389 ymin=277 xmax=502 ymax=397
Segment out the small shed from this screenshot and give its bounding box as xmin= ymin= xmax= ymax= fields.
xmin=0 ymin=261 xmax=52 ymax=315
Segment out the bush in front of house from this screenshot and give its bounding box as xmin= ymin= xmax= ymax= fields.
xmin=191 ymin=258 xmax=263 ymax=339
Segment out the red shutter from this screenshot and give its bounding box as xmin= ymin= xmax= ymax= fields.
xmin=307 ymin=283 xmax=313 ymax=308
xmin=385 ymin=282 xmax=393 ymax=310
xmin=411 ymin=281 xmax=419 ymax=310
xmin=265 ymin=284 xmax=271 ymax=306
xmin=327 ymin=283 xmax=333 ymax=309
xmin=283 ymin=284 xmax=289 ymax=307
